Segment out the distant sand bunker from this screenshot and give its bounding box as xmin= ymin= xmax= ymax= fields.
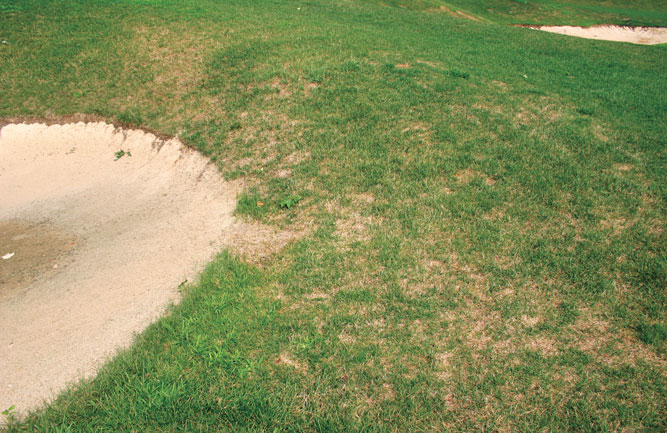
xmin=528 ymin=25 xmax=667 ymax=45
xmin=0 ymin=122 xmax=243 ymax=418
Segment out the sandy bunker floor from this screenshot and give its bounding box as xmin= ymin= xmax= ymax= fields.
xmin=528 ymin=25 xmax=667 ymax=45
xmin=0 ymin=122 xmax=260 ymax=417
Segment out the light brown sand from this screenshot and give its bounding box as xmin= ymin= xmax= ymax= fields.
xmin=528 ymin=25 xmax=667 ymax=45
xmin=0 ymin=122 xmax=289 ymax=419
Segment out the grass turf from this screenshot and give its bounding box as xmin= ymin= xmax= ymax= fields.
xmin=416 ymin=0 xmax=667 ymax=26
xmin=1 ymin=0 xmax=666 ymax=431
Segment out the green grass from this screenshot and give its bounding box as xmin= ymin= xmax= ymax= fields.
xmin=437 ymin=0 xmax=667 ymax=26
xmin=361 ymin=0 xmax=667 ymax=26
xmin=1 ymin=0 xmax=666 ymax=431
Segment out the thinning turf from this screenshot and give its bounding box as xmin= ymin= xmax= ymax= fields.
xmin=1 ymin=0 xmax=665 ymax=431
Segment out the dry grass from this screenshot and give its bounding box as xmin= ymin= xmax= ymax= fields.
xmin=223 ymin=219 xmax=307 ymax=265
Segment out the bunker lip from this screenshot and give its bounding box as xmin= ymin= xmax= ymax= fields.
xmin=0 ymin=122 xmax=249 ymax=419
xmin=0 ymin=114 xmax=174 ymax=142
xmin=519 ymin=24 xmax=667 ymax=45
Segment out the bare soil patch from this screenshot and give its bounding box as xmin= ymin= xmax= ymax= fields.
xmin=0 ymin=220 xmax=77 ymax=296
xmin=0 ymin=122 xmax=291 ymax=418
xmin=525 ymin=25 xmax=667 ymax=45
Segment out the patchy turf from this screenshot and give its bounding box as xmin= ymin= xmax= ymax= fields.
xmin=1 ymin=0 xmax=665 ymax=431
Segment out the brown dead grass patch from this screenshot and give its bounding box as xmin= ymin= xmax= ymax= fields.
xmin=454 ymin=168 xmax=495 ymax=186
xmin=331 ymin=195 xmax=384 ymax=243
xmin=599 ymin=216 xmax=631 ymax=235
xmin=401 ymin=253 xmax=458 ymax=298
xmin=593 ymin=124 xmax=610 ymax=142
xmin=381 ymin=383 xmax=395 ymax=401
xmin=456 ymin=11 xmax=482 ymax=22
xmin=222 ymin=220 xmax=305 ymax=265
xmin=284 ymin=149 xmax=311 ymax=165
xmin=527 ymin=336 xmax=559 ymax=357
xmin=571 ymin=308 xmax=666 ymax=369
xmin=435 ymin=351 xmax=453 ymax=381
xmin=647 ymin=218 xmax=664 ymax=236
xmin=455 ymin=168 xmax=476 ymax=184
xmin=304 ymin=82 xmax=319 ymax=97
xmin=466 ymin=310 xmax=500 ymax=351
xmin=510 ymin=96 xmax=567 ymax=130
xmin=614 ymin=163 xmax=633 ymax=172
xmin=472 ymin=102 xmax=505 ymax=116
xmin=415 ymin=59 xmax=442 ymax=69
xmin=267 ymin=76 xmax=292 ymax=99
xmin=335 ymin=213 xmax=374 ymax=242
xmin=305 ymin=291 xmax=330 ymax=301
xmin=353 ymin=192 xmax=376 ymax=204
xmin=338 ymin=330 xmax=356 ymax=345
xmin=275 ymin=352 xmax=308 ymax=372
xmin=434 ymin=5 xmax=483 ymax=22
xmin=409 ymin=319 xmax=429 ymax=339
xmin=401 ymin=122 xmax=430 ymax=134
xmin=416 ymin=250 xmax=490 ymax=301
xmin=276 ymin=168 xmax=292 ymax=178
xmin=522 ymin=315 xmax=541 ymax=328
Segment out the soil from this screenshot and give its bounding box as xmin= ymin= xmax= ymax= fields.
xmin=0 ymin=122 xmax=293 ymax=418
xmin=0 ymin=220 xmax=78 ymax=296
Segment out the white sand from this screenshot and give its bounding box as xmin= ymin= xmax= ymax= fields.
xmin=528 ymin=25 xmax=667 ymax=45
xmin=0 ymin=122 xmax=245 ymax=418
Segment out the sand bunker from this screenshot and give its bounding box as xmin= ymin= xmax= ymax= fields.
xmin=527 ymin=25 xmax=667 ymax=45
xmin=0 ymin=122 xmax=248 ymax=418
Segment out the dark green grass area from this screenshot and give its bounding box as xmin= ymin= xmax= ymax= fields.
xmin=1 ymin=0 xmax=666 ymax=431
